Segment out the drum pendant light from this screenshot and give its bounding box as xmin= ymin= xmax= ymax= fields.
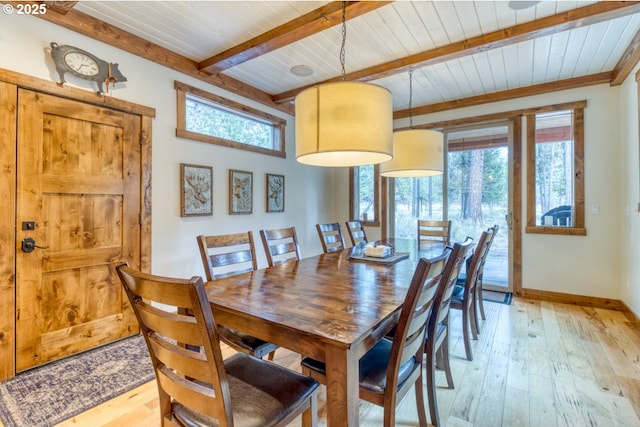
xmin=295 ymin=2 xmax=393 ymax=167
xmin=380 ymin=70 xmax=444 ymax=177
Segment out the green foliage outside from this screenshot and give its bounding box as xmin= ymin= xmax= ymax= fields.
xmin=357 ymin=165 xmax=376 ymax=221
xmin=186 ymin=97 xmax=274 ymax=149
xmin=395 ymin=147 xmax=507 ymax=238
xmin=535 ymin=141 xmax=572 ymax=222
xmin=394 ymin=147 xmax=509 ymax=284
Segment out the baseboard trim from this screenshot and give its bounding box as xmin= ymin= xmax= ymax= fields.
xmin=516 ymin=288 xmax=627 ymax=312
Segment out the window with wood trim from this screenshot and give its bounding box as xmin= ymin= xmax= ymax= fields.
xmin=175 ymin=81 xmax=286 ymax=158
xmin=526 ymin=102 xmax=585 ymax=235
xmin=350 ymin=164 xmax=380 ymax=226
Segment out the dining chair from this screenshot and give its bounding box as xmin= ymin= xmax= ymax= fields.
xmin=345 ymin=220 xmax=368 ymax=246
xmin=197 ymin=232 xmax=278 ymax=360
xmin=116 ymin=265 xmax=319 ymax=427
xmin=452 ymin=224 xmax=499 ymax=333
xmin=259 ymin=226 xmax=302 ymax=267
xmin=474 ymin=225 xmax=499 ymax=323
xmin=417 ymin=219 xmax=452 ymax=246
xmin=450 ymin=229 xmax=492 ymax=361
xmin=300 ymin=251 xmax=450 ymax=427
xmin=315 ymin=222 xmax=346 ymax=253
xmin=425 ymin=237 xmax=473 ymax=427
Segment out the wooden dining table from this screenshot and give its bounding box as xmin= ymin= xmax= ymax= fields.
xmin=205 ymin=239 xmax=445 ymax=427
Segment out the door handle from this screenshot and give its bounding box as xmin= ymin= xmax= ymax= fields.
xmin=21 ymin=237 xmax=49 ymax=253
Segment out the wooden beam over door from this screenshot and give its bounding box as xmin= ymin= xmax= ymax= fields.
xmin=198 ymin=1 xmax=390 ymax=73
xmin=273 ymin=1 xmax=640 ymax=104
xmin=393 ymin=72 xmax=612 ymax=119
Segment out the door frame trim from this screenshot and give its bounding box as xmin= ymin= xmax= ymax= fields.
xmin=0 ymin=67 xmax=155 ymax=380
xmin=442 ymin=120 xmax=515 ymax=293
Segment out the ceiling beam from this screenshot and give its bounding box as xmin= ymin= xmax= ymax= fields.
xmin=198 ymin=1 xmax=390 ymax=74
xmin=393 ymin=72 xmax=612 ymax=119
xmin=29 ymin=2 xmax=295 ymax=115
xmin=611 ymin=28 xmax=640 ymax=86
xmin=43 ymin=1 xmax=77 ymax=15
xmin=274 ymin=1 xmax=640 ymax=104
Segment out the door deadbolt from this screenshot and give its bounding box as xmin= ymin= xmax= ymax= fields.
xmin=21 ymin=237 xmax=49 ymax=253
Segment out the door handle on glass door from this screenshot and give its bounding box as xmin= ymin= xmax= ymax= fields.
xmin=505 ymin=212 xmax=513 ymax=229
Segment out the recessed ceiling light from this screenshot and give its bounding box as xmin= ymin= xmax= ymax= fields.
xmin=290 ymin=65 xmax=313 ymax=77
xmin=508 ymin=1 xmax=541 ymax=10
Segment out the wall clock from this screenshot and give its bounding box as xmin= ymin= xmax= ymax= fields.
xmin=50 ymin=42 xmax=127 ymax=93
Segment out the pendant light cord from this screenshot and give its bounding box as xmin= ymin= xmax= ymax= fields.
xmin=409 ymin=69 xmax=414 ymax=128
xmin=340 ymin=1 xmax=346 ymax=81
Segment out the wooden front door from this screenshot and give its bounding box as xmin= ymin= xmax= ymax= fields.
xmin=15 ymin=89 xmax=141 ymax=371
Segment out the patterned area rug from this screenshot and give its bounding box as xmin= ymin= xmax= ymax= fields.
xmin=0 ymin=334 xmax=154 ymax=427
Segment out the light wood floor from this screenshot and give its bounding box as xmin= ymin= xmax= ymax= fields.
xmin=46 ymin=297 xmax=640 ymax=426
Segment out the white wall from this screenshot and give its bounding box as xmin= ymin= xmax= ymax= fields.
xmin=619 ymin=66 xmax=640 ymax=316
xmin=0 ymin=14 xmax=337 ymax=279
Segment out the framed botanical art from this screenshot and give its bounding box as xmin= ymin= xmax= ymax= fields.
xmin=180 ymin=163 xmax=213 ymax=217
xmin=266 ymin=173 xmax=285 ymax=213
xmin=229 ymin=169 xmax=253 ymax=214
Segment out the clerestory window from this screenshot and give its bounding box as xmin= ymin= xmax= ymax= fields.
xmin=175 ymin=81 xmax=285 ymax=158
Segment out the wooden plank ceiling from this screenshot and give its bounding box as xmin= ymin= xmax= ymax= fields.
xmin=35 ymin=1 xmax=640 ymax=118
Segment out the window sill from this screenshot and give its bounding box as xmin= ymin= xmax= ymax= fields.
xmin=525 ymin=226 xmax=586 ymax=236
xmin=176 ymin=129 xmax=285 ymax=158
xmin=362 ymin=221 xmax=380 ymax=227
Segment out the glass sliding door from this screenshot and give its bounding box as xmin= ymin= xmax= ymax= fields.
xmin=389 ymin=121 xmax=512 ymax=290
xmin=445 ymin=123 xmax=511 ymax=290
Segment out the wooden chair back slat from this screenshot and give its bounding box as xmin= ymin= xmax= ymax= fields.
xmin=157 ymin=367 xmax=219 ymax=418
xmin=148 ymin=336 xmax=213 ymax=383
xmin=135 ymin=303 xmax=201 ymax=345
xmin=210 ymin=249 xmax=254 ymax=268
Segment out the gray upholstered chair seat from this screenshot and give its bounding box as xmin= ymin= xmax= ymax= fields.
xmin=452 ymin=284 xmax=466 ymax=300
xmin=301 ymin=338 xmax=417 ymax=396
xmin=217 ymin=325 xmax=279 ymax=359
xmin=173 ymin=353 xmax=318 ymax=427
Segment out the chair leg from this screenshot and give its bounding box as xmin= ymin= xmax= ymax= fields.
xmin=426 ymin=344 xmax=440 ymax=427
xmin=462 ymin=307 xmax=473 ymax=361
xmin=436 ymin=334 xmax=454 ymax=389
xmin=301 ymin=392 xmax=318 ymax=427
xmin=383 ymin=402 xmax=397 ymax=427
xmin=469 ymin=298 xmax=479 ymax=341
xmin=477 ymin=277 xmax=486 ymax=321
xmin=472 ymin=288 xmax=481 ymax=336
xmin=415 ymin=372 xmax=429 ymax=427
